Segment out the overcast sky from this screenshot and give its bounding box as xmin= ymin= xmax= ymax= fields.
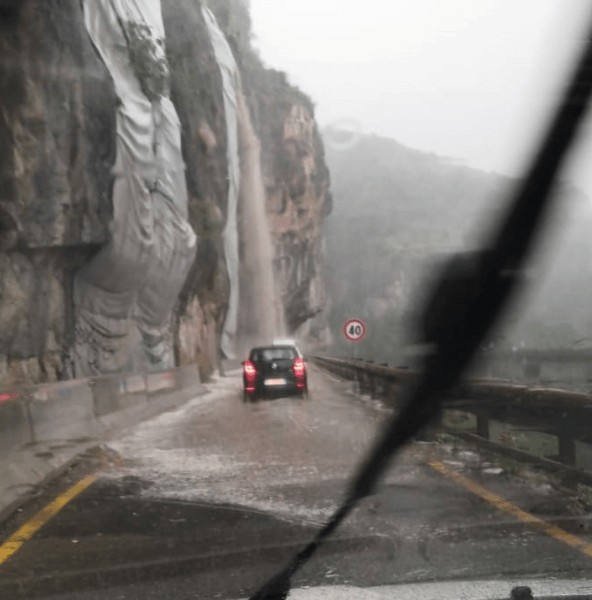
xmin=250 ymin=0 xmax=592 ymax=192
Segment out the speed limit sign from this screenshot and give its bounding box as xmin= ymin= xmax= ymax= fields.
xmin=343 ymin=318 xmax=366 ymax=342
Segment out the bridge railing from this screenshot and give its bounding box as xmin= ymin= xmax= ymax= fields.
xmin=313 ymin=355 xmax=592 ymax=486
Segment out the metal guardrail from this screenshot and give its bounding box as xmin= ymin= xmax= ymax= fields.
xmin=313 ymin=355 xmax=592 ymax=486
xmin=472 ymin=347 xmax=592 ymax=393
xmin=480 ymin=348 xmax=592 ymax=361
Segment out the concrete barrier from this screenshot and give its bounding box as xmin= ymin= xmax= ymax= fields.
xmin=28 ymin=379 xmax=99 ymax=442
xmin=125 ymin=374 xmax=146 ymax=394
xmin=147 ymin=370 xmax=178 ymax=394
xmin=92 ymin=375 xmax=125 ymax=417
xmin=92 ymin=372 xmax=149 ymax=433
xmin=0 ymin=364 xmax=207 ymax=518
xmin=176 ymin=365 xmax=201 ymax=389
xmin=0 ymin=392 xmax=32 ymax=456
xmin=94 ymin=373 xmax=148 ymax=411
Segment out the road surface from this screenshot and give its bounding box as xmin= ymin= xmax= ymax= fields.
xmin=1 ymin=365 xmax=592 ymax=599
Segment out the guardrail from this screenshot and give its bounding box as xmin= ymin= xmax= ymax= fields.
xmin=313 ymin=355 xmax=592 ymax=486
xmin=472 ymin=347 xmax=592 ymax=393
xmin=0 ymin=365 xmax=206 ymax=517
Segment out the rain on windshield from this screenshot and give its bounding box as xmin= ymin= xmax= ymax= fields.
xmin=2 ymin=2 xmax=592 ymax=599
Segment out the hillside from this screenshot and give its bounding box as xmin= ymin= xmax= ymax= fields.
xmin=323 ymin=128 xmax=592 ymax=363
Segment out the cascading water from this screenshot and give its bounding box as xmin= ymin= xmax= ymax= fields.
xmin=236 ymin=90 xmax=287 ymax=349
xmin=203 ymin=7 xmax=286 ymax=354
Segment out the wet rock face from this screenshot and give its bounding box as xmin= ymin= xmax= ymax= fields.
xmin=210 ymin=1 xmax=332 ymax=344
xmin=0 ymin=0 xmax=116 ymax=385
xmin=0 ymin=1 xmax=115 ymax=251
xmin=161 ymin=1 xmax=232 ymax=374
xmin=0 ymin=0 xmax=331 ymax=387
xmin=248 ymin=93 xmax=331 ymax=339
xmin=270 ymin=105 xmax=332 ymax=336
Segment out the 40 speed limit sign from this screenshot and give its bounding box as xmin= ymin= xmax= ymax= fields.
xmin=343 ymin=318 xmax=366 ymax=342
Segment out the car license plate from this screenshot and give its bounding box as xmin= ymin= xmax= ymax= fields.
xmin=264 ymin=378 xmax=287 ymax=386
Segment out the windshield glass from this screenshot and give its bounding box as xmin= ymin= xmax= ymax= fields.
xmin=251 ymin=348 xmax=298 ymax=361
xmin=2 ymin=2 xmax=592 ymax=600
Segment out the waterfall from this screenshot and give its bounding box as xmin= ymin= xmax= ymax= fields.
xmin=236 ymin=91 xmax=287 ymax=350
xmin=203 ymin=6 xmax=285 ymax=355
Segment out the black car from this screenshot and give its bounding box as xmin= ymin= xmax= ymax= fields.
xmin=242 ymin=344 xmax=308 ymax=400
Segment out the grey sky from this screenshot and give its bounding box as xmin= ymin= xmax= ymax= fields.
xmin=250 ymin=0 xmax=592 ymax=191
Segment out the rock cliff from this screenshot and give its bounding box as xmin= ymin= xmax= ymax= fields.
xmin=0 ymin=0 xmax=331 ymax=386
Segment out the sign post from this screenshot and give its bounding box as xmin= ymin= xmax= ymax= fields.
xmin=343 ymin=318 xmax=366 ymax=360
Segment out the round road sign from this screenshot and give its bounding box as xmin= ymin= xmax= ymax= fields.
xmin=343 ymin=318 xmax=366 ymax=342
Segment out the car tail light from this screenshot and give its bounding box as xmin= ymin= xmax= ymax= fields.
xmin=292 ymin=358 xmax=306 ymax=386
xmin=243 ymin=360 xmax=257 ymax=383
xmin=292 ymin=357 xmax=306 ymax=375
xmin=0 ymin=392 xmax=17 ymax=404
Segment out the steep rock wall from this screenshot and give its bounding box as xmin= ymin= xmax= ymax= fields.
xmin=0 ymin=1 xmax=116 ymax=385
xmin=160 ymin=1 xmax=230 ymax=376
xmin=75 ymin=0 xmax=197 ymax=376
xmin=211 ymin=0 xmax=332 ymax=343
xmin=0 ymin=0 xmax=332 ymax=387
xmin=268 ymin=103 xmax=332 ymax=338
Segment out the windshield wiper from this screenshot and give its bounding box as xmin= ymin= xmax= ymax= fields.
xmin=248 ymin=12 xmax=592 ymax=600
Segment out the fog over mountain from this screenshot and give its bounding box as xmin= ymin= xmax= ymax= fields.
xmin=322 ymin=128 xmax=592 ymax=364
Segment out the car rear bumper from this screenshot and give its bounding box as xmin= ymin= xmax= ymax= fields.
xmin=243 ymin=379 xmax=307 ymax=398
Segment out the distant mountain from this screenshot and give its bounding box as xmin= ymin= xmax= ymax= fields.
xmin=322 ymin=127 xmax=592 ymax=363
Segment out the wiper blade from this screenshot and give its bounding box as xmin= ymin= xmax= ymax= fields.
xmin=248 ymin=13 xmax=592 ymax=600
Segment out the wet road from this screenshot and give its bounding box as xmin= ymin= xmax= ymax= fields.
xmin=1 ymin=366 xmax=592 ymax=599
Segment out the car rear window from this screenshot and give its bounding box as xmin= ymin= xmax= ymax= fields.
xmin=251 ymin=347 xmax=297 ymax=361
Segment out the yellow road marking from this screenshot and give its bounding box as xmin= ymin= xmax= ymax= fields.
xmin=0 ymin=474 xmax=98 ymax=566
xmin=429 ymin=460 xmax=592 ymax=559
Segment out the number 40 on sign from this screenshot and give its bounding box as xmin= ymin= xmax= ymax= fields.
xmin=343 ymin=318 xmax=366 ymax=342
